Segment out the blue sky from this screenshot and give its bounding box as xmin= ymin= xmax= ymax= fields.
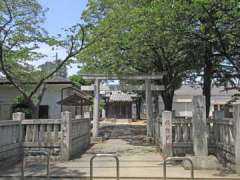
xmin=39 ymin=0 xmax=88 ymax=35
xmin=37 ymin=0 xmax=88 ymax=76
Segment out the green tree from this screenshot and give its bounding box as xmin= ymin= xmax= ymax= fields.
xmin=69 ymin=74 xmax=93 ymax=86
xmin=79 ymin=0 xmax=195 ymax=111
xmin=182 ymin=0 xmax=240 ymax=117
xmin=0 ymin=0 xmax=86 ymax=118
xmin=80 ymin=0 xmax=240 ymax=115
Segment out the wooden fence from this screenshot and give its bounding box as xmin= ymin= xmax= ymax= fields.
xmin=0 ymin=111 xmax=91 ymax=168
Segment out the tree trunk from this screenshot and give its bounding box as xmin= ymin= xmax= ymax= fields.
xmin=27 ymin=100 xmax=39 ymax=119
xmin=161 ymin=89 xmax=174 ymax=111
xmin=203 ymin=44 xmax=213 ymax=118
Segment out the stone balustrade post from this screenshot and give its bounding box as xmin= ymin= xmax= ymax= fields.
xmin=12 ymin=112 xmax=25 ymax=143
xmin=61 ymin=111 xmax=72 ymax=160
xmin=12 ymin=112 xmax=25 ymax=162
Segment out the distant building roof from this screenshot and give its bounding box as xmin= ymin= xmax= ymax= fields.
xmin=172 ymin=85 xmax=240 ymax=104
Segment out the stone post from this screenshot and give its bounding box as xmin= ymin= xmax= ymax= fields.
xmin=162 ymin=111 xmax=173 ymax=157
xmin=182 ymin=96 xmax=220 ymax=170
xmin=61 ymin=111 xmax=72 ymax=160
xmin=93 ymin=79 xmax=100 ymax=138
xmin=12 ymin=112 xmax=25 ymax=163
xmin=192 ymin=96 xmax=208 ymax=156
xmin=145 ymin=79 xmax=153 ymax=137
xmin=12 ymin=112 xmax=25 ymax=142
xmin=234 ymin=104 xmax=240 ymax=174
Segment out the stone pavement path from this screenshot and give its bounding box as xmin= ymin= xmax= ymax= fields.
xmin=1 ymin=121 xmax=240 ymax=179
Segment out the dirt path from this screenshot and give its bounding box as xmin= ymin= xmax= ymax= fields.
xmin=86 ymin=123 xmax=158 ymax=156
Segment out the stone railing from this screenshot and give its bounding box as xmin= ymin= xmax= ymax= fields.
xmin=172 ymin=117 xmax=234 ymax=158
xmin=213 ymin=118 xmax=235 ymax=164
xmin=155 ymin=115 xmax=236 ymax=164
xmin=0 ymin=119 xmax=22 ymax=169
xmin=172 ymin=117 xmax=192 ymax=155
xmin=22 ymin=118 xmax=62 ymax=160
xmin=0 ymin=111 xmax=91 ymax=168
xmin=154 ymin=117 xmax=193 ymax=155
xmin=61 ymin=112 xmax=91 ymax=160
xmin=71 ymin=117 xmax=91 ymax=157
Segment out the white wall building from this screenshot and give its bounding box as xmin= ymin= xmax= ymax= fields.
xmin=158 ymin=85 xmax=238 ymax=118
xmin=0 ymin=77 xmax=73 ymax=120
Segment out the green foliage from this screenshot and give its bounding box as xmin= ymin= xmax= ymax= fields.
xmin=0 ymin=0 xmax=87 ymax=117
xmin=78 ymin=0 xmax=198 ymax=110
xmin=14 ymin=95 xmax=25 ymax=105
xmin=184 ymin=0 xmax=240 ymax=82
xmin=78 ymin=0 xmax=240 ymax=110
xmin=0 ymin=0 xmax=50 ymax=102
xmin=69 ymin=74 xmax=93 ymax=86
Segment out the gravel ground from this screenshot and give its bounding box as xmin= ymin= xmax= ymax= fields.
xmin=86 ymin=123 xmax=158 ymax=156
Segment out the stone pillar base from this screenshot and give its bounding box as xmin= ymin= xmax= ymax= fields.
xmin=182 ymin=155 xmax=220 ymax=170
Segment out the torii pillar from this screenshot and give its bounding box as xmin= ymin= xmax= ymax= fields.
xmin=92 ymin=79 xmax=100 ymax=138
xmin=145 ymin=79 xmax=153 ymax=137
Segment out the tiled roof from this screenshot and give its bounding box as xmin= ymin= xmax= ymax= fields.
xmin=109 ymin=92 xmax=133 ymax=102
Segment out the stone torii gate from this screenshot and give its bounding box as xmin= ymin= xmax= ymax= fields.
xmin=80 ymin=73 xmax=164 ymax=138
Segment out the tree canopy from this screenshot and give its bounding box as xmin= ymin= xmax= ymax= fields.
xmin=79 ymin=0 xmax=195 ymax=110
xmin=0 ymin=0 xmax=86 ymax=117
xmin=78 ymin=0 xmax=240 ymax=115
